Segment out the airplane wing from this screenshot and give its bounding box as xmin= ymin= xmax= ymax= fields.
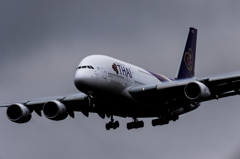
xmin=199 ymin=74 xmax=240 ymax=98
xmin=0 ymin=93 xmax=109 ymax=122
xmin=129 ymin=73 xmax=240 ymax=107
xmin=0 ymin=93 xmax=86 ymax=107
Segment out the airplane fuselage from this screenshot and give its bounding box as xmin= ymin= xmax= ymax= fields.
xmin=74 ymin=55 xmax=172 ymax=118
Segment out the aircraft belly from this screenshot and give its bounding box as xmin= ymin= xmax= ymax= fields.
xmin=111 ymin=99 xmax=162 ymax=118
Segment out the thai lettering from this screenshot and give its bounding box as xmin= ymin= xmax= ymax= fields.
xmin=112 ymin=63 xmax=132 ymax=78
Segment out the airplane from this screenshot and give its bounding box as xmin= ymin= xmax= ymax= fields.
xmin=2 ymin=27 xmax=240 ymax=130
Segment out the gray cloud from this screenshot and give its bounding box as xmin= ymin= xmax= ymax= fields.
xmin=1 ymin=1 xmax=240 ymax=159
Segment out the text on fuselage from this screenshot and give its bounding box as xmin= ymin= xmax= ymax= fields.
xmin=112 ymin=63 xmax=132 ymax=78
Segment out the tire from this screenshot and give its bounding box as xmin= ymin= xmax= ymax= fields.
xmin=152 ymin=119 xmax=158 ymax=126
xmin=106 ymin=123 xmax=111 ymax=130
xmin=114 ymin=121 xmax=119 ymax=128
xmin=139 ymin=121 xmax=144 ymax=128
xmin=127 ymin=123 xmax=132 ymax=130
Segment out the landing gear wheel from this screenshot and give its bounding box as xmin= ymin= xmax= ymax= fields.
xmin=127 ymin=123 xmax=131 ymax=130
xmin=152 ymin=117 xmax=171 ymax=127
xmin=172 ymin=115 xmax=179 ymax=122
xmin=138 ymin=121 xmax=144 ymax=128
xmin=106 ymin=123 xmax=111 ymax=130
xmin=126 ymin=120 xmax=144 ymax=130
xmin=105 ymin=120 xmax=120 ymax=130
xmin=114 ymin=121 xmax=119 ymax=128
xmin=152 ymin=119 xmax=158 ymax=127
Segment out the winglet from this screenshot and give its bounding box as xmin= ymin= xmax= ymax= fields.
xmin=175 ymin=27 xmax=197 ymax=79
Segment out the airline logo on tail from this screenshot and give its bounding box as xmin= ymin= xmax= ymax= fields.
xmin=183 ymin=48 xmax=194 ymax=77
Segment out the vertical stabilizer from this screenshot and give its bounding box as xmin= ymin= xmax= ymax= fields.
xmin=175 ymin=27 xmax=197 ymax=79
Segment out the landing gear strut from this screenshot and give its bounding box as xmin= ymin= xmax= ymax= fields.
xmin=105 ymin=115 xmax=119 ymax=130
xmin=127 ymin=118 xmax=144 ymax=130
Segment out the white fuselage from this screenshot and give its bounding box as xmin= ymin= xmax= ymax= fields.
xmin=74 ymin=55 xmax=171 ymax=117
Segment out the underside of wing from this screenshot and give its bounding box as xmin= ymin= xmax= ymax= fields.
xmin=0 ymin=93 xmax=111 ymax=123
xmin=129 ymin=79 xmax=195 ymax=107
xmin=129 ymin=73 xmax=240 ymax=110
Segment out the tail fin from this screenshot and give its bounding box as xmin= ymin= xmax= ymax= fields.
xmin=175 ymin=27 xmax=197 ymax=79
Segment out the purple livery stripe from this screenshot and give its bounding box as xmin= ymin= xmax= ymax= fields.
xmin=147 ymin=70 xmax=171 ymax=82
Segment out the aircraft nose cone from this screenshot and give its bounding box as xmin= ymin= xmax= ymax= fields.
xmin=74 ymin=69 xmax=94 ymax=92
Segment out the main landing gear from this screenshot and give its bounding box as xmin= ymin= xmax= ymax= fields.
xmin=105 ymin=115 xmax=119 ymax=130
xmin=127 ymin=118 xmax=144 ymax=130
xmin=152 ymin=115 xmax=179 ymax=127
xmin=105 ymin=115 xmax=179 ymax=130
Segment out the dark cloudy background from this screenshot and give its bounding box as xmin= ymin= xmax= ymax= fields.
xmin=1 ymin=1 xmax=240 ymax=159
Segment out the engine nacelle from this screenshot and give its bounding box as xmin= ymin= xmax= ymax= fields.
xmin=184 ymin=81 xmax=211 ymax=100
xmin=6 ymin=103 xmax=32 ymax=123
xmin=43 ymin=100 xmax=68 ymax=121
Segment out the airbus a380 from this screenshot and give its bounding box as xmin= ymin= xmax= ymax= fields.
xmin=2 ymin=27 xmax=240 ymax=130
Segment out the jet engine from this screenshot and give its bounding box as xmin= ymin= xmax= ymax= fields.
xmin=6 ymin=103 xmax=32 ymax=123
xmin=184 ymin=81 xmax=211 ymax=100
xmin=43 ymin=100 xmax=68 ymax=121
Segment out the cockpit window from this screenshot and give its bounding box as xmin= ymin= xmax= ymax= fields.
xmin=77 ymin=65 xmax=94 ymax=70
xmin=88 ymin=66 xmax=94 ymax=69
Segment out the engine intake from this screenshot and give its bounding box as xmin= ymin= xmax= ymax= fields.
xmin=184 ymin=81 xmax=211 ymax=100
xmin=6 ymin=103 xmax=32 ymax=123
xmin=43 ymin=100 xmax=68 ymax=121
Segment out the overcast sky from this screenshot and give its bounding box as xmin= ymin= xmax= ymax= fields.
xmin=1 ymin=1 xmax=240 ymax=159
